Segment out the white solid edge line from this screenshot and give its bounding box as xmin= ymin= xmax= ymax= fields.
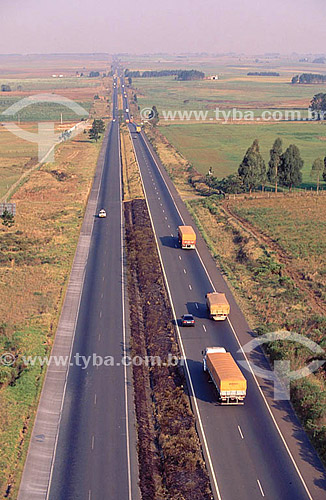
xmin=118 ymin=86 xmax=133 ymax=500
xmin=257 ymin=479 xmax=265 ymax=497
xmin=129 ymin=128 xmax=222 ymax=500
xmin=142 ymin=131 xmax=314 ymax=500
xmin=45 ymin=123 xmax=113 ymax=500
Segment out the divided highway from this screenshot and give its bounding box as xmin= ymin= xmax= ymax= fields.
xmin=123 ymin=81 xmax=326 ymax=499
xmin=48 ymin=85 xmax=137 ymax=500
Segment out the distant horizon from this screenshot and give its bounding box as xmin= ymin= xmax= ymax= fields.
xmin=0 ymin=51 xmax=326 ymax=57
xmin=1 ymin=0 xmax=326 ymax=55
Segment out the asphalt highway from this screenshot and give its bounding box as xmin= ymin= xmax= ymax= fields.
xmin=48 ymin=84 xmax=136 ymax=500
xmin=124 ymin=82 xmax=326 ymax=499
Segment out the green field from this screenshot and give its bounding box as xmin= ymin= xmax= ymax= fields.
xmin=162 ymin=122 xmax=326 ymax=185
xmin=135 ymin=75 xmax=326 ymax=114
xmin=0 ymin=76 xmax=103 ymax=120
xmin=130 ymin=60 xmax=326 ymax=188
xmin=0 ymin=77 xmax=102 ymax=91
xmin=0 ymin=98 xmax=92 ymax=121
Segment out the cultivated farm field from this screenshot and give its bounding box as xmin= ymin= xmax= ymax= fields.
xmin=162 ymin=122 xmax=326 ymax=185
xmin=130 ymin=57 xmax=326 ymax=188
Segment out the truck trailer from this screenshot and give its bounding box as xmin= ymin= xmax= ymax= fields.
xmin=206 ymin=292 xmax=230 ymax=320
xmin=178 ymin=225 xmax=196 ymax=249
xmin=203 ymin=347 xmax=247 ymax=404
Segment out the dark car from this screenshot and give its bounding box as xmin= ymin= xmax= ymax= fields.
xmin=181 ymin=314 xmax=195 ymax=327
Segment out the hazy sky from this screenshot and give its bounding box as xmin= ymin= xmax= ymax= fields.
xmin=1 ymin=0 xmax=326 ymax=55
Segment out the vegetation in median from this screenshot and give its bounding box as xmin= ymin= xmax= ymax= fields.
xmin=124 ymin=199 xmax=212 ymax=500
xmin=120 ymin=123 xmax=144 ymax=201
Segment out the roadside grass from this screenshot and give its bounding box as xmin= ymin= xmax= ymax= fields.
xmin=0 ymin=122 xmax=90 ymax=201
xmin=232 ymin=197 xmax=326 ymax=298
xmin=0 ymin=124 xmax=38 ymax=199
xmin=0 ymin=130 xmax=104 ymax=499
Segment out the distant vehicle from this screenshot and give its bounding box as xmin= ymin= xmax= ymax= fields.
xmin=125 ymin=108 xmax=129 ymax=112
xmin=126 ymin=118 xmax=130 ymax=124
xmin=136 ymin=125 xmax=141 ymax=133
xmin=98 ymin=209 xmax=107 ymax=218
xmin=113 ymin=118 xmax=116 ymax=122
xmin=178 ymin=225 xmax=196 ymax=249
xmin=181 ymin=314 xmax=195 ymax=327
xmin=206 ymin=292 xmax=230 ymax=321
xmin=202 ymin=347 xmax=247 ymax=404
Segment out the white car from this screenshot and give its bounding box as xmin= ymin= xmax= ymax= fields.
xmin=98 ymin=209 xmax=107 ymax=218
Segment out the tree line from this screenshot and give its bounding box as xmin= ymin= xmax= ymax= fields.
xmin=247 ymin=72 xmax=280 ymax=76
xmin=125 ymin=69 xmax=179 ymax=78
xmin=176 ymin=70 xmax=205 ymax=81
xmin=206 ymin=138 xmax=326 ymax=194
xmin=124 ymin=69 xmax=205 ymax=80
xmin=292 ymin=73 xmax=326 ymax=84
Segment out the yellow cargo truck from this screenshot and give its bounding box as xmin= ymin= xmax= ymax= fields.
xmin=136 ymin=125 xmax=141 ymax=133
xmin=203 ymin=347 xmax=247 ymax=404
xmin=178 ymin=225 xmax=196 ymax=249
xmin=206 ymin=292 xmax=230 ymax=320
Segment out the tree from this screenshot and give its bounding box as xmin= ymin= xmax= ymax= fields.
xmin=210 ymin=174 xmax=245 ymax=194
xmin=323 ymin=157 xmax=326 ymax=183
xmin=176 ymin=70 xmax=205 ymax=81
xmin=238 ymin=139 xmax=266 ymax=194
xmin=1 ymin=209 xmax=15 ymax=228
xmin=89 ymin=127 xmax=100 ymax=142
xmin=278 ymin=144 xmax=303 ymax=191
xmin=149 ymin=106 xmax=159 ymax=127
xmin=268 ymin=138 xmax=282 ymax=192
xmin=310 ymin=93 xmax=326 ymax=119
xmin=311 ymin=158 xmax=324 ymax=193
xmin=89 ymin=119 xmax=105 ymax=142
xmin=96 ymin=119 xmax=105 ymax=134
